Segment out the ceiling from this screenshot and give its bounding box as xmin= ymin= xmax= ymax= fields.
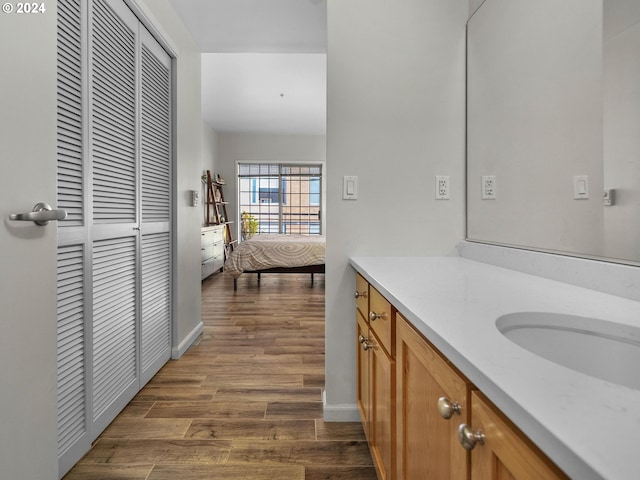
xmin=168 ymin=0 xmax=327 ymax=135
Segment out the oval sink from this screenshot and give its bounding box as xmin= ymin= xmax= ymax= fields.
xmin=496 ymin=312 xmax=640 ymax=390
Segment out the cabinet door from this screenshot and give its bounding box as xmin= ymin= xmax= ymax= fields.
xmin=356 ymin=310 xmax=371 ymax=441
xmin=370 ymin=332 xmax=395 ymax=480
xmin=470 ymin=391 xmax=568 ymax=480
xmin=396 ymin=314 xmax=469 ymax=480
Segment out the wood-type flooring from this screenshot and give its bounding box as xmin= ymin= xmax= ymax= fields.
xmin=63 ymin=271 xmax=376 ymax=480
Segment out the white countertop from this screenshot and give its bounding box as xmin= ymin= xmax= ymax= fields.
xmin=350 ymin=256 xmax=640 ymax=480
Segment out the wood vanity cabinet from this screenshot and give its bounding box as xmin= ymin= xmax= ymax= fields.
xmin=396 ymin=314 xmax=470 ymax=480
xmin=355 ymin=274 xmax=395 ymax=480
xmin=467 ymin=391 xmax=569 ymax=480
xmin=354 ymin=272 xmax=569 ymax=480
xmin=355 ymin=273 xmax=370 ymax=433
xmin=356 ymin=310 xmax=371 ymax=439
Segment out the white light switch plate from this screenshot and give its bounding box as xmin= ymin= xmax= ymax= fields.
xmin=343 ymin=176 xmax=358 ymax=200
xmin=574 ymin=175 xmax=589 ymax=199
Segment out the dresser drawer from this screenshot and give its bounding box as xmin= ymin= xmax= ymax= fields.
xmin=201 ymin=225 xmax=225 ymax=279
xmin=201 ymin=258 xmax=217 ymax=279
xmin=213 ymin=239 xmax=225 ymax=257
xmin=212 ymin=253 xmax=224 ymax=272
xmin=201 ymin=243 xmax=215 ymax=262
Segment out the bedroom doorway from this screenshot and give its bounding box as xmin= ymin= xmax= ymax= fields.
xmin=237 ymin=163 xmax=323 ymax=239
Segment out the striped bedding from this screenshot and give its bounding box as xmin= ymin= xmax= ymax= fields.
xmin=223 ymin=234 xmax=325 ymax=279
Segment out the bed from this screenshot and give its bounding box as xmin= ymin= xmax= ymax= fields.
xmin=224 ymin=234 xmax=325 ymax=290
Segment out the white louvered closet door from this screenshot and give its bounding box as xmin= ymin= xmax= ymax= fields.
xmin=90 ymin=0 xmax=140 ymax=437
xmin=57 ymin=1 xmax=90 ymax=474
xmin=56 ymin=0 xmax=172 ymax=477
xmin=139 ymin=26 xmax=172 ymax=385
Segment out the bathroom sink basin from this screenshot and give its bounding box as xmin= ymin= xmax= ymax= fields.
xmin=496 ymin=312 xmax=640 ymax=390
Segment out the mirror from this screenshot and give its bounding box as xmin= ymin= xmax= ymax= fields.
xmin=467 ymin=0 xmax=640 ymax=265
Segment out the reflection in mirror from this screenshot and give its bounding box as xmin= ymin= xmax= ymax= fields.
xmin=467 ymin=0 xmax=640 ymax=265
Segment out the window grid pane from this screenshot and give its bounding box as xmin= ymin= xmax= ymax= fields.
xmin=238 ymin=163 xmax=322 ymax=238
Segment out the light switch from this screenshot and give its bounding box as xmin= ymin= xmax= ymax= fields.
xmin=343 ymin=176 xmax=358 ymax=200
xmin=347 ymin=180 xmax=355 ymax=195
xmin=573 ymin=175 xmax=589 ymax=199
xmin=191 ymin=190 xmax=200 ymax=207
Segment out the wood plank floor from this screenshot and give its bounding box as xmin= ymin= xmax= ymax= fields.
xmin=64 ymin=272 xmax=376 ymax=480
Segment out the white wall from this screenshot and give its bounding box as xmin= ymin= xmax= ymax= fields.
xmin=324 ymin=0 xmax=467 ymax=419
xmin=216 ymin=132 xmax=327 ymax=240
xmin=469 ymin=0 xmax=486 ymax=16
xmin=201 ymin=124 xmax=219 ymax=225
xmin=136 ymin=0 xmax=205 ymax=353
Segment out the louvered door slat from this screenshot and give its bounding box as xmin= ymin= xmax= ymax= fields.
xmin=56 ymin=244 xmax=86 ymax=455
xmin=92 ymin=237 xmax=136 ymax=419
xmin=57 ymin=0 xmax=83 ymax=227
xmin=141 ymin=42 xmax=171 ymax=224
xmin=92 ymin=52 xmax=134 ymax=90
xmin=91 ymin=0 xmax=136 ymax=224
xmin=141 ymin=233 xmax=170 ymax=373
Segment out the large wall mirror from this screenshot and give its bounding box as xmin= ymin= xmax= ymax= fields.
xmin=467 ymin=0 xmax=640 ymax=265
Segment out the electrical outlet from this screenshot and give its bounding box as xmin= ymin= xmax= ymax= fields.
xmin=482 ymin=175 xmax=496 ymax=200
xmin=435 ymin=175 xmax=450 ymax=200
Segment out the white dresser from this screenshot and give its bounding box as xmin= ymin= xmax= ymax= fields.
xmin=201 ymin=225 xmax=225 ymax=280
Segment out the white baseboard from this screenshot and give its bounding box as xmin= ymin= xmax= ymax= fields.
xmin=322 ymin=390 xmax=361 ymax=422
xmin=171 ymin=321 xmax=203 ymax=359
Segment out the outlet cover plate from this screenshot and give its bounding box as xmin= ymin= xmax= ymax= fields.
xmin=482 ymin=175 xmax=496 ymax=200
xmin=435 ymin=175 xmax=450 ymax=200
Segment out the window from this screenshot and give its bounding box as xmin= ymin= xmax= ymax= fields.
xmin=238 ymin=163 xmax=322 ymax=237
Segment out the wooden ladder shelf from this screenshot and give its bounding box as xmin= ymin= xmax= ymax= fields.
xmin=205 ymin=170 xmax=235 ymax=257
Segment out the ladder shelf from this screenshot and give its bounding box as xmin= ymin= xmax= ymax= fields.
xmin=205 ymin=170 xmax=235 ymax=258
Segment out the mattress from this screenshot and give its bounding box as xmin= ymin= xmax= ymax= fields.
xmin=223 ymin=234 xmax=326 ymax=279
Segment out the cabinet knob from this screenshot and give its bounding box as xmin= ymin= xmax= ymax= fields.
xmin=354 ymin=291 xmax=368 ymax=299
xmin=457 ymin=424 xmax=485 ymax=451
xmin=437 ymin=397 xmax=462 ymax=419
xmin=361 ymin=339 xmax=375 ymax=351
xmin=358 ymin=334 xmax=366 ymax=344
xmin=369 ymin=311 xmax=386 ymax=322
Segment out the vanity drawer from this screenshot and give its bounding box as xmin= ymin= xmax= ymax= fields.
xmin=355 ymin=273 xmax=369 ymax=317
xmin=369 ymin=286 xmax=394 ymax=356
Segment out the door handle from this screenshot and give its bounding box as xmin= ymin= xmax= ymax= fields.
xmin=9 ymin=202 xmax=67 ymax=226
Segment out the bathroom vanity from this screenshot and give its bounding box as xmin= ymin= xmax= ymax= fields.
xmin=351 ymin=256 xmax=640 ymax=480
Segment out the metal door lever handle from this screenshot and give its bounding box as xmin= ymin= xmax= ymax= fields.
xmin=9 ymin=203 xmax=67 ymax=226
